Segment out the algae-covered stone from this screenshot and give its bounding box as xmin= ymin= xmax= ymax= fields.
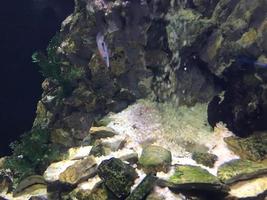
xmin=217 ymin=159 xmax=267 ymax=184
xmin=139 ymin=145 xmax=172 ymax=173
xmin=126 ymin=174 xmax=158 ymax=200
xmin=191 ymin=152 xmax=218 ymax=168
xmin=97 ymin=158 xmax=138 ymax=199
xmin=224 ymin=133 xmax=267 ymax=161
xmin=167 ymin=165 xmax=226 ymax=192
xmin=169 ymin=165 xmax=220 ymax=185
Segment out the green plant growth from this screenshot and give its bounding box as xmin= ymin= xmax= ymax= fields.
xmin=4 ymin=127 xmax=62 ymax=187
xmin=32 ymin=34 xmax=84 ymax=97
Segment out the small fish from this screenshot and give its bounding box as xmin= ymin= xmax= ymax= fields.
xmin=96 ymin=32 xmax=110 ymax=68
xmin=236 ymin=56 xmax=267 ymax=68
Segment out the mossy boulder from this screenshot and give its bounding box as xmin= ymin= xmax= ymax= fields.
xmin=97 ymin=158 xmax=138 ymax=199
xmin=191 ymin=152 xmax=218 ymax=168
xmin=139 ymin=145 xmax=172 ymax=173
xmin=167 ymin=165 xmax=227 ymax=192
xmin=169 ymin=165 xmax=220 ymax=185
xmin=217 ymin=159 xmax=267 ymax=184
xmin=224 ymin=133 xmax=267 ymax=161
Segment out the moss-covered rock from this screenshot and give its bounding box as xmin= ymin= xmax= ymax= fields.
xmin=126 ymin=174 xmax=158 ymax=200
xmin=217 ymin=159 xmax=267 ymax=184
xmin=167 ymin=165 xmax=227 ymax=193
xmin=191 ymin=152 xmax=218 ymax=168
xmin=97 ymin=158 xmax=138 ymax=199
xmin=224 ymin=133 xmax=267 ymax=161
xmin=169 ymin=165 xmax=220 ymax=185
xmin=139 ymin=145 xmax=172 ymax=173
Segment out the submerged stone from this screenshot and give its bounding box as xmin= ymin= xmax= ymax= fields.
xmin=191 ymin=152 xmax=218 ymax=168
xmin=97 ymin=158 xmax=138 ymax=199
xmin=126 ymin=174 xmax=158 ymax=200
xmin=224 ymin=132 xmax=267 ymax=161
xmin=59 ymin=156 xmax=97 ymax=186
xmin=89 ymin=127 xmax=118 ymax=141
xmin=139 ymin=145 xmax=172 ymax=173
xmin=229 ymin=176 xmax=267 ymax=198
xmin=14 ymin=175 xmax=46 ymax=195
xmin=167 ymin=165 xmax=226 ymax=192
xmin=217 ymin=159 xmax=267 ymax=184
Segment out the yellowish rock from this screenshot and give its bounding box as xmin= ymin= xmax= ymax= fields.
xmin=59 ymin=156 xmax=97 ymax=185
xmin=230 ymin=176 xmax=267 ymax=198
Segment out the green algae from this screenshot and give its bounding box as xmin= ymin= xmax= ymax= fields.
xmin=169 ymin=165 xmax=220 ymax=185
xmin=217 ymin=159 xmax=267 ymax=184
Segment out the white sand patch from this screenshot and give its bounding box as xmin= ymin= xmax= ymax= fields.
xmin=105 ymin=99 xmax=238 ymax=175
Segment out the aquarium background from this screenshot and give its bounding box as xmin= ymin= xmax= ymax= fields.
xmin=0 ymin=0 xmax=74 ymax=155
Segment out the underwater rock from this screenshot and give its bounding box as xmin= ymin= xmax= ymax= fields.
xmin=168 ymin=165 xmax=223 ymax=189
xmin=119 ymin=152 xmax=138 ymax=165
xmin=63 ymin=83 xmax=96 ymax=113
xmin=229 ymin=176 xmax=267 ymax=199
xmin=89 ymin=126 xmax=118 ymax=142
xmin=97 ymin=158 xmax=138 ymax=199
xmin=13 ymin=175 xmax=46 ymax=196
xmin=28 ymin=195 xmax=48 ymax=200
xmin=191 ymin=152 xmax=218 ymax=168
xmin=61 ymin=112 xmax=93 ymax=140
xmin=126 ymin=174 xmax=158 ymax=200
xmin=139 ymin=145 xmax=172 ymax=173
xmin=68 ymin=181 xmax=119 ymax=200
xmin=44 ymin=160 xmax=78 ymax=184
xmin=224 ymin=132 xmax=267 ymax=161
xmin=101 ymin=135 xmax=126 ymax=152
xmin=217 ymin=159 xmax=267 ymax=184
xmin=0 ymin=170 xmax=12 ymax=194
xmin=58 ymin=156 xmax=97 ymax=186
xmin=50 ymin=129 xmax=74 ymax=148
xmin=13 ymin=184 xmax=47 ymax=199
xmin=89 ymin=142 xmax=109 ymax=157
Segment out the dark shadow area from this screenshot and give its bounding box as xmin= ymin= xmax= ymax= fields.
xmin=0 ymin=0 xmax=74 ymax=156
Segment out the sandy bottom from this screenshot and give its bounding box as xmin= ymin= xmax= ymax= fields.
xmin=106 ymin=99 xmax=239 ymax=175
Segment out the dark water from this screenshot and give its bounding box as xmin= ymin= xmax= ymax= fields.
xmin=0 ymin=0 xmax=74 ymax=156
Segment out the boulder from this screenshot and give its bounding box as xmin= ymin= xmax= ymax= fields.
xmin=139 ymin=145 xmax=172 ymax=173
xmin=97 ymin=158 xmax=138 ymax=199
xmin=217 ymin=159 xmax=267 ymax=184
xmin=167 ymin=165 xmax=227 ymax=193
xmin=58 ymin=156 xmax=97 ymax=186
xmin=89 ymin=127 xmax=118 ymax=141
xmin=229 ymin=176 xmax=267 ymax=199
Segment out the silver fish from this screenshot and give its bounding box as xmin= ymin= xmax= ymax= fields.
xmin=96 ymin=32 xmax=110 ymax=68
